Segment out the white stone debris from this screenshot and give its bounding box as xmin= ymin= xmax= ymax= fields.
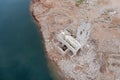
xmin=100 ymin=8 xmax=117 ymax=17
xmin=99 ymin=8 xmax=117 ymax=22
xmin=58 ymin=41 xmax=100 ymax=80
xmin=86 ymin=0 xmax=98 ymax=6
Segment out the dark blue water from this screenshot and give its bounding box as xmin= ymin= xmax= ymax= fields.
xmin=0 ymin=0 xmax=53 ymax=80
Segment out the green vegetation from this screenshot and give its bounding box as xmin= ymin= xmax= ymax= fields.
xmin=76 ymin=0 xmax=86 ymax=6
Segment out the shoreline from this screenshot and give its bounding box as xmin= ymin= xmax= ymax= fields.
xmin=30 ymin=0 xmax=120 ymax=80
xmin=30 ymin=1 xmax=66 ymax=80
xmin=30 ymin=11 xmax=66 ymax=80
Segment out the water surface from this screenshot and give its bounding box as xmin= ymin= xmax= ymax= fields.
xmin=0 ymin=0 xmax=53 ymax=80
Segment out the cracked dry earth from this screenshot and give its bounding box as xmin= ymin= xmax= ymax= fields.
xmin=30 ymin=0 xmax=120 ymax=80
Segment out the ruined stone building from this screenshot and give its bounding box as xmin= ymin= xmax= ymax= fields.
xmin=53 ymin=22 xmax=91 ymax=57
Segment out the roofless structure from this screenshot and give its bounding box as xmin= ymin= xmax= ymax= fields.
xmin=53 ymin=22 xmax=91 ymax=57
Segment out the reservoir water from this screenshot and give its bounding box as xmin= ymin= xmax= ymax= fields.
xmin=0 ymin=0 xmax=53 ymax=80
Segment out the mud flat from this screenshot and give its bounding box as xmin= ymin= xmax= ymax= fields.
xmin=30 ymin=0 xmax=120 ymax=80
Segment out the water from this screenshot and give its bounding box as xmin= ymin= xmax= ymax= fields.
xmin=0 ymin=0 xmax=53 ymax=80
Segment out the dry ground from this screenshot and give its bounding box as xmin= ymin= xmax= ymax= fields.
xmin=30 ymin=0 xmax=120 ymax=80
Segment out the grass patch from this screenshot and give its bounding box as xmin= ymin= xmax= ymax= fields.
xmin=76 ymin=0 xmax=86 ymax=6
